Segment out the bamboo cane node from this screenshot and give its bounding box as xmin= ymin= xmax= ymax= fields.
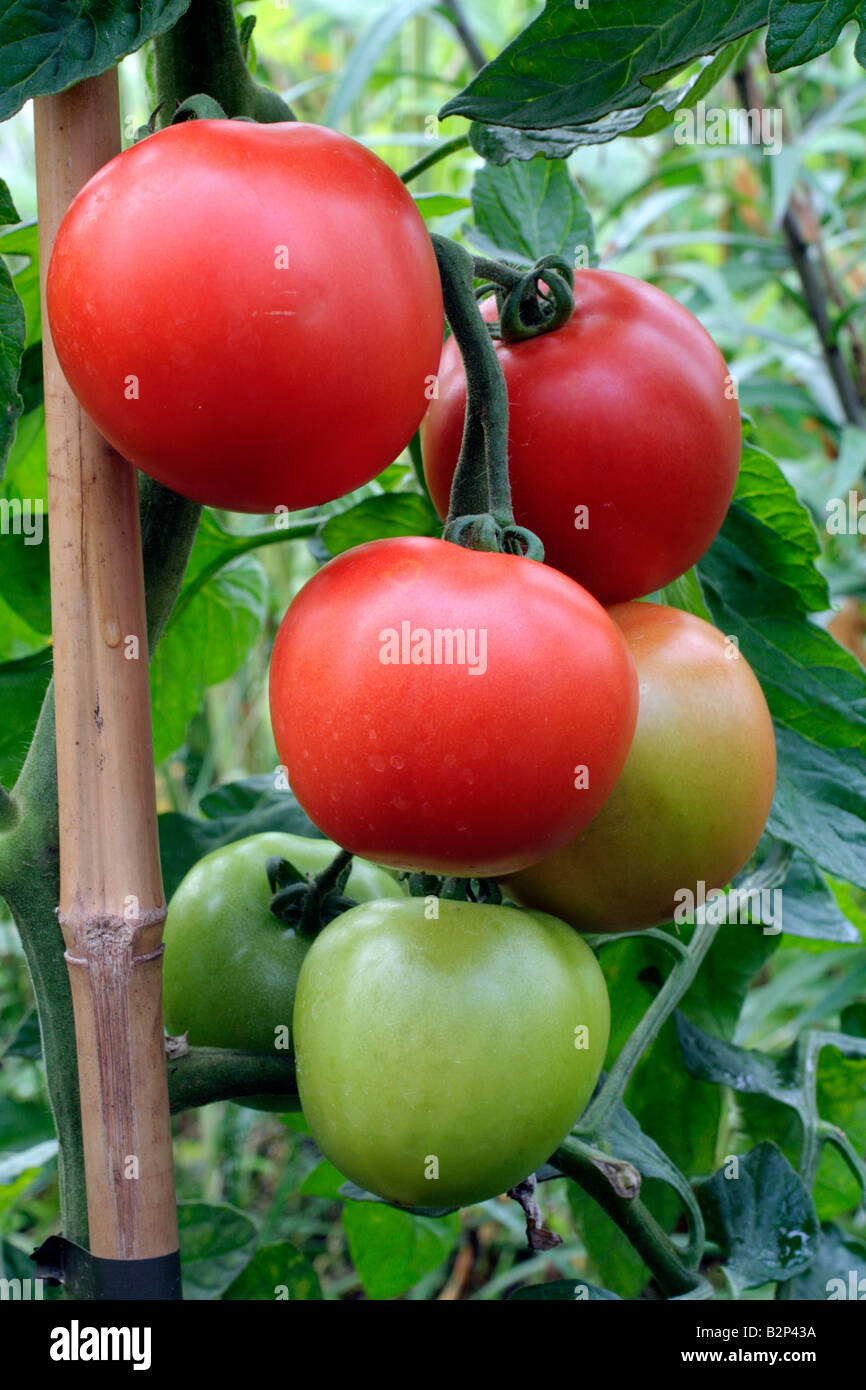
xmin=58 ymin=907 xmax=168 ymax=974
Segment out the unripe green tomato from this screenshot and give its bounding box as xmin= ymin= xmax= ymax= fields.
xmin=502 ymin=602 xmax=777 ymax=932
xmin=293 ymin=897 xmax=610 ymax=1208
xmin=162 ymin=832 xmax=405 ymax=1111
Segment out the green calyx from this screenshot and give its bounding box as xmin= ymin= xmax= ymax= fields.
xmin=267 ymin=848 xmax=356 ymax=937
xmin=402 ymin=871 xmax=504 ymax=905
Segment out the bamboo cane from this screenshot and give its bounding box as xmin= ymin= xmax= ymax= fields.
xmin=34 ymin=73 xmax=179 ymax=1272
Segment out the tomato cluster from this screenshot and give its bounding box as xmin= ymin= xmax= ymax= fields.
xmin=50 ymin=118 xmax=776 ymax=1211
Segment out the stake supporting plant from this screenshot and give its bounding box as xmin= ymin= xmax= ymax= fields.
xmin=34 ymin=74 xmax=180 ymax=1288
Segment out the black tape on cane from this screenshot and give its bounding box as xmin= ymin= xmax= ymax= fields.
xmin=31 ymin=1234 xmax=182 ymax=1300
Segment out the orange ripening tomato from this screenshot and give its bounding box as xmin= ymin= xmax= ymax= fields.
xmin=502 ymin=602 xmax=777 ymax=931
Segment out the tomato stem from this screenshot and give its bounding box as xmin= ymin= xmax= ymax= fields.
xmin=430 ymin=234 xmax=544 ymax=559
xmin=154 ymin=0 xmax=296 ymax=125
xmin=400 ymin=134 xmax=470 ymax=185
xmin=554 ymin=1135 xmax=706 ymax=1297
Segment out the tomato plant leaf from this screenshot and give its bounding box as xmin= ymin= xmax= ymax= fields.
xmin=341 ymin=1200 xmax=459 ymax=1300
xmin=0 ymin=0 xmax=193 ymax=122
xmin=318 ymin=492 xmax=440 ymax=556
xmin=467 ymin=156 xmax=596 ymax=266
xmin=0 ymin=647 xmax=52 ymax=790
xmin=299 ymin=1159 xmax=346 ymax=1200
xmin=766 ymin=0 xmax=866 ymax=72
xmin=177 ymin=1202 xmax=258 ymax=1301
xmin=509 ymin=1278 xmax=621 ymax=1300
xmin=0 ymin=190 xmax=25 ymax=475
xmin=469 ymin=36 xmax=755 ymax=162
xmin=338 ymin=1178 xmax=457 ymax=1219
xmin=767 ymin=847 xmax=861 ymax=943
xmin=440 ymin=0 xmax=771 ymax=131
xmin=778 ymin=1222 xmax=866 ymax=1299
xmin=598 ymin=1098 xmax=706 ymax=1246
xmin=222 ymin=1242 xmax=322 ymax=1301
xmin=675 ymin=1011 xmax=801 ymax=1104
xmin=150 ymin=552 xmax=268 ymax=764
xmin=695 ymin=1142 xmax=820 ymax=1295
xmin=697 ymin=443 xmax=866 ymax=888
xmin=0 ymin=224 xmax=41 ymax=348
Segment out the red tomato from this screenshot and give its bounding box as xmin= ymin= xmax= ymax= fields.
xmin=421 ymin=270 xmax=741 ymax=604
xmin=47 ymin=120 xmax=443 ymax=513
xmin=502 ymin=602 xmax=777 ymax=931
xmin=269 ymin=537 xmax=638 ymax=877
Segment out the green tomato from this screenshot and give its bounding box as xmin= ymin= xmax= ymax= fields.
xmin=163 ymin=832 xmax=405 ymax=1111
xmin=293 ymin=896 xmax=609 ymax=1208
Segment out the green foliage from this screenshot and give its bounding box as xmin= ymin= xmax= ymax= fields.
xmin=2 ymin=0 xmax=866 ymax=1304
xmin=697 ymin=1143 xmax=820 ymax=1296
xmin=441 ymin=1 xmax=772 ymax=130
xmin=468 ymin=155 xmax=597 ymax=264
xmin=159 ymin=776 xmax=321 ymax=900
xmin=177 ymin=1201 xmax=258 ymax=1298
xmin=341 ymin=1202 xmax=459 ymax=1300
xmin=0 ymin=0 xmax=193 ymax=121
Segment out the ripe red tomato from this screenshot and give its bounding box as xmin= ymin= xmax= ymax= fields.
xmin=46 ymin=120 xmax=443 ymax=513
xmin=502 ymin=602 xmax=777 ymax=931
xmin=421 ymin=270 xmax=741 ymax=605
xmin=269 ymin=536 xmax=638 ymax=877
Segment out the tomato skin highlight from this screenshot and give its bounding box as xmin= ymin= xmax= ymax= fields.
xmin=269 ymin=536 xmax=639 ymax=877
xmin=162 ymin=832 xmax=405 ymax=1110
xmin=46 ymin=120 xmax=443 ymax=513
xmin=421 ymin=270 xmax=741 ymax=605
xmin=502 ymin=602 xmax=777 ymax=932
xmin=293 ymin=897 xmax=610 ymax=1209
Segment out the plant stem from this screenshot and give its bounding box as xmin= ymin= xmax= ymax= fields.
xmin=734 ymin=63 xmax=865 ymax=428
xmin=140 ymin=479 xmax=202 ymax=651
xmin=401 ymin=134 xmax=470 ymax=185
xmin=0 ymin=785 xmax=17 ymax=832
xmin=153 ymin=0 xmax=295 ymax=124
xmin=0 ymin=695 xmax=88 ymax=1245
xmin=167 ymin=1046 xmax=296 ymax=1112
xmin=581 ymin=919 xmax=721 ymax=1131
xmin=442 ymin=0 xmax=487 ymax=72
xmin=555 ymin=1135 xmax=703 ymax=1297
xmin=430 ymin=234 xmax=512 ymax=527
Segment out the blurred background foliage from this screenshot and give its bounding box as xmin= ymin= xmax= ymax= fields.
xmin=1 ymin=0 xmax=866 ymax=1299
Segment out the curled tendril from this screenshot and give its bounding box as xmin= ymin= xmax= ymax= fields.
xmin=442 ymin=513 xmax=501 ymax=552
xmin=499 ymin=525 xmax=545 ymax=561
xmin=443 ymin=514 xmax=544 ymax=561
xmin=498 ymin=266 xmax=575 ymax=343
